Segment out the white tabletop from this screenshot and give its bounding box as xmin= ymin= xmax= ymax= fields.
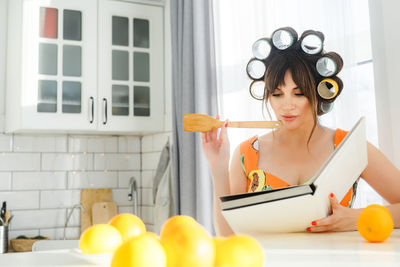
xmin=0 ymin=230 xmax=399 ymax=266
xmin=257 ymin=229 xmax=400 ymax=266
xmin=0 ymin=249 xmax=111 ymax=267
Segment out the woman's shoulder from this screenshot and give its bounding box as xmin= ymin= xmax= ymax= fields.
xmin=321 ymin=126 xmax=336 ymax=137
xmin=258 ymin=131 xmax=274 ymax=143
xmin=239 ymin=135 xmax=260 ymax=152
xmin=321 ymin=126 xmax=349 ymax=145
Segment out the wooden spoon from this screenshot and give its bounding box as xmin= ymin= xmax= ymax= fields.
xmin=184 ymin=114 xmax=281 ymax=132
xmin=4 ymin=211 xmax=11 ymax=226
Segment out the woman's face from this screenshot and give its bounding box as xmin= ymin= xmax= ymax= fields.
xmin=269 ymin=70 xmax=314 ymax=130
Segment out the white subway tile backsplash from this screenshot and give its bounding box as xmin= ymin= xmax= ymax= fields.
xmin=141 ymin=188 xmax=154 ymax=206
xmin=118 ymin=171 xmax=141 ymax=188
xmin=0 ymin=191 xmax=39 ymax=210
xmin=42 ymin=153 xmax=93 ymax=171
xmin=112 ymin=188 xmax=138 ymax=206
xmin=11 ymin=209 xmax=66 ymax=230
xmin=9 ymin=229 xmax=40 ymax=240
xmin=40 ymin=190 xmax=80 ymax=209
xmin=69 ymin=136 xmax=119 ymax=153
xmin=87 ymin=137 xmax=118 ymax=153
xmin=68 ymin=171 xmax=118 ymax=189
xmin=13 ymin=135 xmax=67 ymax=152
xmin=0 ymin=153 xmax=40 ymax=171
xmin=142 ymin=152 xmax=161 ymax=170
xmin=0 ymin=134 xmax=12 ymax=152
xmin=40 ymin=227 xmax=81 ymax=240
xmin=0 ymin=131 xmax=173 ymax=241
xmin=141 ymin=170 xmax=155 ymax=188
xmin=94 ymin=153 xmax=140 ymax=171
xmin=118 ymin=206 xmax=137 ymax=215
xmin=65 ymin=208 xmax=81 ymax=227
xmin=118 ymin=136 xmax=141 ymax=153
xmin=12 ymin=172 xmax=66 ymax=190
xmin=141 ymin=135 xmax=153 ymax=153
xmin=0 ymin=172 xmax=11 ymax=190
xmin=68 ymin=136 xmax=88 ymax=153
xmin=152 ymin=133 xmax=170 ymax=152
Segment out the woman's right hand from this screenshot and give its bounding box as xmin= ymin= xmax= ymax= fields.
xmin=201 ymin=115 xmax=230 ymax=172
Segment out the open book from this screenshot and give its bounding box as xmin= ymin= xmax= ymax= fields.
xmin=221 ymin=117 xmax=368 ymax=233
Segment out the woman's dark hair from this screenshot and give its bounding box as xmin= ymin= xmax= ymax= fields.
xmin=263 ymin=48 xmax=321 ymax=145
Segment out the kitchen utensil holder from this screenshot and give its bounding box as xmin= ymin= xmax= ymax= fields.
xmin=0 ymin=225 xmax=8 ymax=253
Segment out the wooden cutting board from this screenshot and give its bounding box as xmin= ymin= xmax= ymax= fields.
xmin=92 ymin=201 xmax=118 ymax=225
xmin=80 ymin=189 xmax=113 ymax=233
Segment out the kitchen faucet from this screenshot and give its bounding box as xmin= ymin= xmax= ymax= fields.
xmin=63 ymin=204 xmax=85 ymax=240
xmin=128 ymin=177 xmax=138 ymax=216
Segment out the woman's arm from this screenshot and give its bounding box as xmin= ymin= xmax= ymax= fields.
xmin=201 ymin=119 xmax=247 ymax=236
xmin=211 ymin=146 xmax=247 ymax=236
xmin=361 ymin=142 xmax=400 ymax=205
xmin=310 ymin=142 xmax=400 ymax=232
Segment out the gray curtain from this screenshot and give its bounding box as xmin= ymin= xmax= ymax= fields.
xmin=170 ymin=0 xmax=218 ymax=233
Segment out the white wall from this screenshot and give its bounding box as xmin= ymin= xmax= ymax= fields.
xmin=0 ymin=0 xmax=7 ymax=131
xmin=369 ymin=0 xmax=400 ymax=167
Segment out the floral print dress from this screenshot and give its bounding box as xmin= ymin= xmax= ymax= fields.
xmin=240 ymin=129 xmax=358 ymax=208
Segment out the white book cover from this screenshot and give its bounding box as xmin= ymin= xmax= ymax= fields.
xmin=221 ymin=117 xmax=368 ymax=234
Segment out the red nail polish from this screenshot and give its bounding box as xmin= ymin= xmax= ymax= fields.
xmin=330 ymin=193 xmax=334 ymax=198
xmin=224 ymin=122 xmax=228 ymax=127
xmin=306 ymin=227 xmax=311 ymax=232
xmin=312 ymin=221 xmax=317 ymax=226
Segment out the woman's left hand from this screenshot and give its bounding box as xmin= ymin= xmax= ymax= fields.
xmin=307 ymin=193 xmax=362 ymax=232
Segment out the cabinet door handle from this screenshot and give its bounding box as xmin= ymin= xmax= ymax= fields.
xmin=102 ymin=98 xmax=108 ymax=125
xmin=89 ymin=97 xmax=94 ymax=123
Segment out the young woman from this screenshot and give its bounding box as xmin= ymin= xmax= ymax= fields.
xmin=202 ymin=29 xmax=400 ymax=236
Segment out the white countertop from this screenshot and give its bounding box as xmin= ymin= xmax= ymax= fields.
xmin=0 ymin=230 xmax=399 ymax=266
xmin=0 ymin=249 xmax=112 ymax=267
xmin=257 ymin=229 xmax=400 ymax=266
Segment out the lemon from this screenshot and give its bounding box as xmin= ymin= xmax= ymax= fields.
xmin=79 ymin=224 xmax=122 ymax=254
xmin=109 ymin=213 xmax=146 ymax=242
xmin=161 ymin=221 xmax=215 ymax=267
xmin=160 ymin=215 xmax=198 ymax=238
xmin=111 ymin=232 xmax=166 ymax=267
xmin=214 ymin=235 xmax=264 ymax=267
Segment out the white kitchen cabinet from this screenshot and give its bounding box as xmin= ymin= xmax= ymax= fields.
xmin=5 ymin=0 xmax=164 ymax=133
xmin=98 ymin=0 xmax=164 ymax=132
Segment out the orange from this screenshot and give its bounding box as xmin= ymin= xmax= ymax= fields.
xmin=214 ymin=235 xmax=264 ymax=267
xmin=357 ymin=204 xmax=394 ymax=243
xmin=160 ymin=215 xmax=198 ymax=237
xmin=111 ymin=232 xmax=166 ymax=267
xmin=213 ymin=236 xmax=227 ymax=247
xmin=109 ymin=213 xmax=146 ymax=242
xmin=161 ymin=220 xmax=215 ymax=267
xmin=79 ymin=224 xmax=122 ymax=254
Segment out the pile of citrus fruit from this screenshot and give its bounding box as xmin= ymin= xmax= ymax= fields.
xmin=79 ymin=213 xmax=265 ymax=267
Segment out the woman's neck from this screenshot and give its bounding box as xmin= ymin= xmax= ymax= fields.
xmin=273 ymin=121 xmax=324 ymax=148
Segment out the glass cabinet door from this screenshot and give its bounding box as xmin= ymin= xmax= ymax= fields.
xmin=19 ymin=0 xmax=97 ymax=131
xmin=98 ymin=0 xmax=164 ymax=132
xmin=38 ymin=7 xmax=83 ymax=115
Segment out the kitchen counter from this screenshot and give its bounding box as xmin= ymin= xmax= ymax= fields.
xmin=257 ymin=229 xmax=400 ymax=266
xmin=0 ymin=249 xmax=111 ymax=267
xmin=0 ymin=230 xmax=399 ymax=266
